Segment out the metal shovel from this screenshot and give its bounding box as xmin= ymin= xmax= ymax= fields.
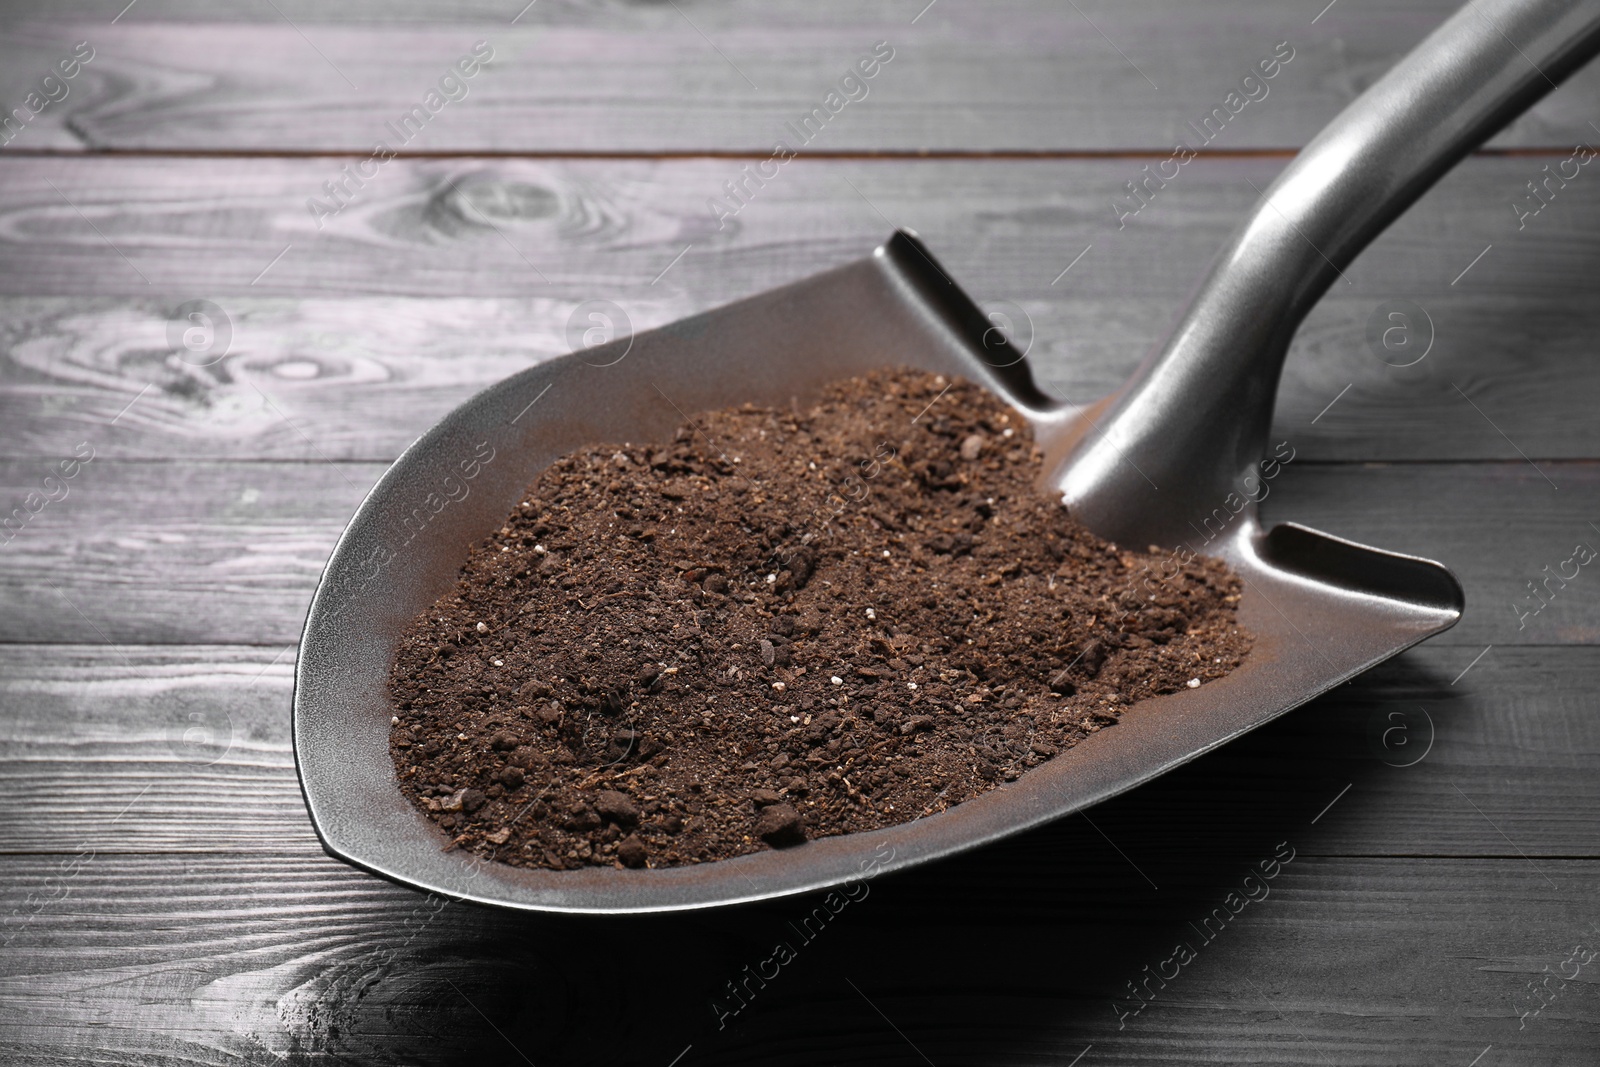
xmin=295 ymin=0 xmax=1600 ymax=912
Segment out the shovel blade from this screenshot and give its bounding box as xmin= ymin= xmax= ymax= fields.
xmin=293 ymin=232 xmax=1461 ymax=913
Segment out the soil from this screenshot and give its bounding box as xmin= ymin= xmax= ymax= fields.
xmin=388 ymin=369 xmax=1252 ymax=870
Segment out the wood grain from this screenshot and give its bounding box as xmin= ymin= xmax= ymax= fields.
xmin=1 ymin=848 xmax=1595 ymax=1065
xmin=2 ymin=3 xmax=1598 ymax=1063
xmin=0 ymin=458 xmax=1594 ymax=646
xmin=3 ymin=1 xmax=1599 ymax=153
xmin=1 ymin=642 xmax=1596 ymax=858
xmin=1 ymin=156 xmax=1597 ymax=462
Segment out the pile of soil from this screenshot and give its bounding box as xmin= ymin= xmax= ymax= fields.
xmin=388 ymin=369 xmax=1251 ymax=870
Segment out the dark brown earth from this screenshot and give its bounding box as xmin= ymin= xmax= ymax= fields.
xmin=388 ymin=369 xmax=1252 ymax=870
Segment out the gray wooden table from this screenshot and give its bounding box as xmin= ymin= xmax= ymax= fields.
xmin=2 ymin=2 xmax=1597 ymax=1063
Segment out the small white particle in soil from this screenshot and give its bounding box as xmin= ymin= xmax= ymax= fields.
xmin=493 ymin=659 xmax=504 ymax=667
xmin=476 ymin=622 xmax=488 ymax=633
xmin=830 ymin=676 xmax=843 ymax=685
xmin=391 ymin=715 xmax=400 ymax=725
xmin=1187 ymin=678 xmax=1201 ymax=688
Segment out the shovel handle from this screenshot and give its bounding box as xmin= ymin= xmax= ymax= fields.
xmin=1055 ymin=0 xmax=1600 ymax=549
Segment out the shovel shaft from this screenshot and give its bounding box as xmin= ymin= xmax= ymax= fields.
xmin=1056 ymin=0 xmax=1600 ymax=549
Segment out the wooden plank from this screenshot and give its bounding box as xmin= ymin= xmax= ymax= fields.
xmin=0 ymin=155 xmax=1589 ymax=301
xmin=0 ymin=848 xmax=1595 ymax=1064
xmin=1 ymin=156 xmax=1598 ymax=462
xmin=2 ymin=643 xmax=1596 ymax=856
xmin=0 ymin=646 xmax=302 ymax=855
xmin=0 ymin=459 xmax=364 ymax=646
xmin=3 ymin=1 xmax=1599 ymax=152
